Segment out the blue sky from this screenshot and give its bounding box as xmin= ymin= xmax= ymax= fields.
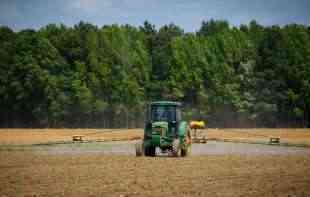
xmin=0 ymin=0 xmax=309 ymax=32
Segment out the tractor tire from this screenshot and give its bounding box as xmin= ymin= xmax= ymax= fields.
xmin=181 ymin=145 xmax=191 ymax=157
xmin=172 ymin=139 xmax=181 ymax=157
xmin=181 ymin=126 xmax=192 ymax=157
xmin=135 ymin=141 xmax=144 ymax=157
xmin=144 ymin=146 xmax=156 ymax=157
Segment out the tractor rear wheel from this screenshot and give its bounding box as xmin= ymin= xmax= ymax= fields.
xmin=181 ymin=145 xmax=191 ymax=157
xmin=172 ymin=139 xmax=181 ymax=157
xmin=181 ymin=126 xmax=192 ymax=157
xmin=135 ymin=141 xmax=144 ymax=157
xmin=144 ymin=145 xmax=156 ymax=157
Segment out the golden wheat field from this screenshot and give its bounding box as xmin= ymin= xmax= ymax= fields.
xmin=1 ymin=129 xmax=310 ymax=197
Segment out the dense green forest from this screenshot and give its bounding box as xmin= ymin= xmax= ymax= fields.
xmin=1 ymin=20 xmax=310 ymax=128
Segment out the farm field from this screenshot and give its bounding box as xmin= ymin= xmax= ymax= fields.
xmin=0 ymin=151 xmax=310 ymax=197
xmin=0 ymin=129 xmax=143 ymax=145
xmin=1 ymin=128 xmax=310 ymax=146
xmin=1 ymin=129 xmax=310 ymax=196
xmin=205 ymin=128 xmax=310 ymax=145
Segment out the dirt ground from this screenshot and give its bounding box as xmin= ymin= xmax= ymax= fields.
xmin=30 ymin=141 xmax=310 ymax=156
xmin=0 ymin=151 xmax=310 ymax=197
xmin=1 ymin=128 xmax=310 ymax=145
xmin=1 ymin=129 xmax=310 ymax=196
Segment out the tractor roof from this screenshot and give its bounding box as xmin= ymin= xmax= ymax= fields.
xmin=150 ymin=101 xmax=181 ymax=106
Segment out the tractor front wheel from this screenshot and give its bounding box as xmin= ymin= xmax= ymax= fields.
xmin=135 ymin=141 xmax=144 ymax=157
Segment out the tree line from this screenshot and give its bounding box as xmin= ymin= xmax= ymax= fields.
xmin=1 ymin=20 xmax=310 ymax=128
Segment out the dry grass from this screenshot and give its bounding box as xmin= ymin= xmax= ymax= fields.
xmin=0 ymin=151 xmax=309 ymax=197
xmin=205 ymin=128 xmax=310 ymax=145
xmin=0 ymin=129 xmax=143 ymax=145
xmin=1 ymin=128 xmax=310 ymax=146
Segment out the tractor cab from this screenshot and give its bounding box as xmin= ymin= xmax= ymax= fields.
xmin=150 ymin=103 xmax=181 ymax=123
xmin=137 ymin=101 xmax=191 ymax=157
xmin=145 ymin=101 xmax=181 ymax=138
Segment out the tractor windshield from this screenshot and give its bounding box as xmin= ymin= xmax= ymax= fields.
xmin=151 ymin=105 xmax=176 ymax=122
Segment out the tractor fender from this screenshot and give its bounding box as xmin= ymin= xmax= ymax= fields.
xmin=178 ymin=121 xmax=188 ymax=137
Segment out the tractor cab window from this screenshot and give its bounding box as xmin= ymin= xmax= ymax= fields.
xmin=151 ymin=105 xmax=176 ymax=122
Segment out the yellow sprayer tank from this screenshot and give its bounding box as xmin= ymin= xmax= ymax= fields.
xmin=190 ymin=120 xmax=205 ymax=129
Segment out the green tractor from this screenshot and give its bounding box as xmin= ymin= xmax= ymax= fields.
xmin=136 ymin=101 xmax=192 ymax=157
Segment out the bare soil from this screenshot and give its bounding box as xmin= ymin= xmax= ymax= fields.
xmin=0 ymin=151 xmax=310 ymax=197
xmin=1 ymin=129 xmax=310 ymax=196
xmin=30 ymin=141 xmax=310 ymax=156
